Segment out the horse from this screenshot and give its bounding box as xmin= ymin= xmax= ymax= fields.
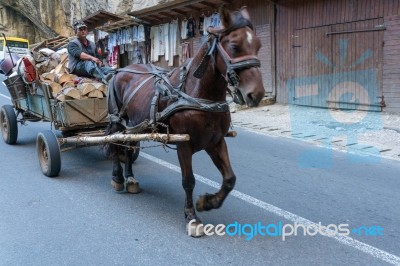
xmin=106 ymin=5 xmax=265 ymax=236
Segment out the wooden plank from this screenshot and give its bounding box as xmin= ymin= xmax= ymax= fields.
xmin=378 ymin=18 xmax=384 ymax=98
xmin=384 ymin=0 xmax=391 ymax=16
xmin=383 ymin=97 xmax=400 ymax=103
xmin=344 ymin=0 xmax=352 ymax=23
xmin=383 ymin=13 xmax=400 ymax=106
xmin=394 ymin=0 xmax=400 ymax=15
xmin=355 ymin=0 xmax=362 ymax=21
xmin=382 ymin=83 xmax=400 ymax=89
xmin=373 ymin=0 xmax=380 ymax=18
xmin=365 ymin=0 xmax=371 ymax=20
xmin=382 ymin=88 xmax=400 ymax=94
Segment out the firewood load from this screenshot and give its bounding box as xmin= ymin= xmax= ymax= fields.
xmin=31 ymin=46 xmax=109 ymax=102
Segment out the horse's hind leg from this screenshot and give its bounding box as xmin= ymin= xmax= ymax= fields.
xmin=177 ymin=143 xmax=204 ymax=237
xmin=196 ymin=139 xmax=236 ymax=212
xmin=124 ymin=143 xmax=141 ymax=194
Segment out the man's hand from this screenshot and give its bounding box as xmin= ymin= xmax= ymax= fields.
xmin=92 ymin=57 xmax=103 ymax=66
xmin=79 ymin=52 xmax=104 ymax=66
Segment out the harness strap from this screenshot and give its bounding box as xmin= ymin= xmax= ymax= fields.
xmin=118 ymin=75 xmax=154 ymax=118
xmin=155 ymin=98 xmax=229 ymax=122
xmin=114 ymin=64 xmax=172 ymax=119
xmin=193 ymin=38 xmax=216 ymax=79
xmin=230 ymin=59 xmax=261 ymax=70
xmin=117 ymin=65 xmax=169 ymax=76
xmin=149 ymin=89 xmax=160 ymax=125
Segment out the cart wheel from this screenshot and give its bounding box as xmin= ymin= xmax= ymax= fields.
xmin=37 ymin=130 xmax=61 ymax=177
xmin=0 ymin=104 xmax=18 ymax=144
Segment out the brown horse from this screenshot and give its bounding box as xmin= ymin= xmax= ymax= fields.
xmin=106 ymin=5 xmax=265 ymax=236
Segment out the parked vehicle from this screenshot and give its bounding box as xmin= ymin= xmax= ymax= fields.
xmin=0 ymin=36 xmax=29 ymax=61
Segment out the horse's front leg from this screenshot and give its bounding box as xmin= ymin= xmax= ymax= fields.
xmin=196 ymin=138 xmax=236 ymax=212
xmin=125 ymin=143 xmax=141 ymax=194
xmin=111 ymin=145 xmax=125 ymax=191
xmin=177 ymin=143 xmax=204 ymax=237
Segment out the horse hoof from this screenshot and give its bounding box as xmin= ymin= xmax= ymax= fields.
xmin=186 ymin=220 xmax=204 ymax=237
xmin=111 ymin=179 xmax=124 ymax=191
xmin=126 ymin=176 xmax=141 ymax=194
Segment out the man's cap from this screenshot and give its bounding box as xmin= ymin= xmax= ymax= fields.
xmin=73 ymin=21 xmax=87 ymax=30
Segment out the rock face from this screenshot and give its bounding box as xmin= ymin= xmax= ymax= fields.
xmin=0 ymin=0 xmax=165 ymax=43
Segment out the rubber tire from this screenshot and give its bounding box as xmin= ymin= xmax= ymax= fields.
xmin=0 ymin=104 xmax=18 ymax=144
xmin=37 ymin=130 xmax=61 ymax=177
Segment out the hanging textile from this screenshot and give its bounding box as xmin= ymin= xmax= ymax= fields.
xmin=181 ymin=18 xmax=188 ymax=40
xmin=199 ymin=13 xmax=205 ymax=36
xmin=168 ymin=18 xmax=180 ymax=66
xmin=210 ymin=12 xmax=221 ymax=27
xmin=132 ymin=25 xmax=138 ymax=42
xmin=179 ymin=42 xmax=190 ymax=65
xmin=138 ymin=24 xmax=145 ymax=42
xmin=150 ymin=25 xmax=160 ymax=62
xmin=162 ymin=23 xmax=169 ymax=60
xmin=187 ymin=17 xmax=196 ymax=38
xmin=203 ymin=15 xmax=211 ymax=35
xmin=158 ymin=24 xmax=166 ymax=56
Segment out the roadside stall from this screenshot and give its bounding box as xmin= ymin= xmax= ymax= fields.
xmin=128 ymin=0 xmax=232 ymax=69
xmin=95 ymin=17 xmax=149 ymax=68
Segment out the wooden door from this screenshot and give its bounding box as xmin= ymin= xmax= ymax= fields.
xmin=288 ymin=18 xmax=384 ymax=111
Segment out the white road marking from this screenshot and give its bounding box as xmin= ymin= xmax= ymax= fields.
xmin=0 ymin=92 xmax=11 ymax=100
xmin=140 ymin=151 xmax=400 ymax=265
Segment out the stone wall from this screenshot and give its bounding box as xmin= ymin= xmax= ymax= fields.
xmin=0 ymin=0 xmax=166 ymax=43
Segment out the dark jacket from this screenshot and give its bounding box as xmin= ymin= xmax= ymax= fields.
xmin=67 ymin=38 xmax=97 ymax=72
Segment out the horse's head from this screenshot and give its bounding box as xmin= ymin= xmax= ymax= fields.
xmin=210 ymin=5 xmax=265 ymax=107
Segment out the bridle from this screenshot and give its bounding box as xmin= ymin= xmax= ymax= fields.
xmin=216 ymin=40 xmax=260 ymax=94
xmin=194 ymin=19 xmax=261 ymax=104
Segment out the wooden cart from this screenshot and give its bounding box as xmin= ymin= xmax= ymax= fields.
xmin=0 ymin=75 xmax=189 ymax=177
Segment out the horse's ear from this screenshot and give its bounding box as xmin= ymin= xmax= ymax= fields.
xmin=240 ymin=6 xmax=251 ymax=21
xmin=219 ymin=4 xmax=232 ymax=29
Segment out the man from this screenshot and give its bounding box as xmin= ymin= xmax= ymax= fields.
xmin=68 ymin=21 xmax=113 ymax=83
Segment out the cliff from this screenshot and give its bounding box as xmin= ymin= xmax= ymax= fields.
xmin=0 ymin=0 xmax=166 ymax=43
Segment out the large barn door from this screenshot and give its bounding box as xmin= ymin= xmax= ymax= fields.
xmin=290 ymin=26 xmax=331 ymax=107
xmin=289 ymin=19 xmax=384 ymax=111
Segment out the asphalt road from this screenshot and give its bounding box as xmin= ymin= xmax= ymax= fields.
xmin=1 ymin=74 xmax=400 ymax=265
